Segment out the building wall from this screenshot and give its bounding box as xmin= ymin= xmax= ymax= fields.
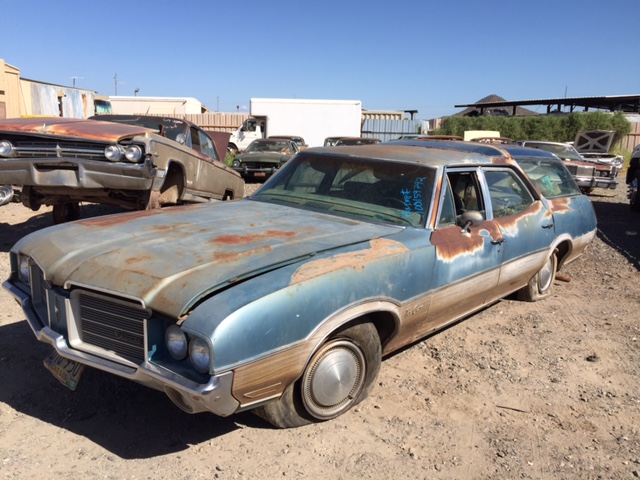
xmin=0 ymin=60 xmax=22 ymax=119
xmin=108 ymin=97 xmax=208 ymax=115
xmin=20 ymin=79 xmax=96 ymax=118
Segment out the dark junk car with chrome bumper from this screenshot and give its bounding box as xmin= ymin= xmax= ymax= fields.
xmin=3 ymin=143 xmax=597 ymax=428
xmin=232 ymin=138 xmax=299 ymax=179
xmin=0 ymin=115 xmax=244 ymax=223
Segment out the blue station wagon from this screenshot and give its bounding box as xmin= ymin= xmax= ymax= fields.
xmin=3 ymin=143 xmax=597 ymax=428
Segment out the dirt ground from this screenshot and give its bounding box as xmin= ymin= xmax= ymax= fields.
xmin=0 ymin=182 xmax=639 ymax=480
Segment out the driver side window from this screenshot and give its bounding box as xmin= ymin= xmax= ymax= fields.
xmin=447 ymin=171 xmax=484 ymax=216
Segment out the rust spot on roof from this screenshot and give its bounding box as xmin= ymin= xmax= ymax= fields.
xmin=290 ymin=238 xmax=408 ymax=285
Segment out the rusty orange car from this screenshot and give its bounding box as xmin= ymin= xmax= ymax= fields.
xmin=0 ymin=115 xmax=244 ymax=222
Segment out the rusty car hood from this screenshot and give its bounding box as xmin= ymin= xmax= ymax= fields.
xmin=14 ymin=200 xmax=401 ymax=318
xmin=0 ymin=117 xmax=155 ymax=143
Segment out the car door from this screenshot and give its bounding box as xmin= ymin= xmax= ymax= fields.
xmin=426 ymin=168 xmax=506 ymax=330
xmin=481 ymin=167 xmax=555 ymax=302
xmin=189 ymin=127 xmax=226 ymax=197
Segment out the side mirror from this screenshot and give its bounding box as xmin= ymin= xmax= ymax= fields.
xmin=457 ymin=210 xmax=484 ymax=233
xmin=175 ymin=133 xmax=187 ymax=145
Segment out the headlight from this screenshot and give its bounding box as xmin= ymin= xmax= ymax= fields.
xmin=165 ymin=324 xmax=188 ymax=360
xmin=104 ymin=145 xmax=124 ymax=162
xmin=17 ymin=254 xmax=30 ymax=284
xmin=124 ymin=145 xmax=143 ymax=163
xmin=189 ymin=337 xmax=211 ymax=373
xmin=0 ymin=139 xmax=15 ymax=158
xmin=232 ymin=160 xmax=240 ymax=168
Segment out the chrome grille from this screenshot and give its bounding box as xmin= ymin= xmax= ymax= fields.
xmin=30 ymin=265 xmax=49 ymax=325
xmin=242 ymin=162 xmax=279 ymax=170
xmin=78 ymin=292 xmax=150 ymax=363
xmin=4 ymin=137 xmax=108 ymax=160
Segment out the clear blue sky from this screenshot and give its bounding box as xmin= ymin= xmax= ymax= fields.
xmin=2 ymin=0 xmax=638 ymax=119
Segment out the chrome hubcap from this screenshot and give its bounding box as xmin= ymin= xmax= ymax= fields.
xmin=538 ymin=256 xmax=555 ymax=292
xmin=302 ymin=339 xmax=366 ymax=419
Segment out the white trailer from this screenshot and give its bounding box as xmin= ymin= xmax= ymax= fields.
xmin=229 ymin=98 xmax=362 ymax=152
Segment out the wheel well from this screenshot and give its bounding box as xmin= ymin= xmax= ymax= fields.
xmin=336 ymin=311 xmax=397 ymax=351
xmin=555 ymin=240 xmax=571 ymax=270
xmin=159 ymin=163 xmax=185 ymax=205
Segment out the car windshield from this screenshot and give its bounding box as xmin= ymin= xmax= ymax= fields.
xmin=527 ymin=143 xmax=583 ymax=162
xmin=252 ymin=152 xmax=436 ymax=228
xmin=96 ymin=116 xmax=188 ymax=142
xmin=247 ymin=140 xmax=292 ymax=153
xmin=515 ymin=157 xmax=581 ymax=198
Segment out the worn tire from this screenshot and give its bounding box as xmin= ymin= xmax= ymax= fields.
xmin=254 ymin=322 xmax=381 ymax=429
xmin=630 ymin=171 xmax=640 ymax=213
xmin=518 ymin=251 xmax=557 ymax=302
xmin=52 ymin=202 xmax=81 ymax=224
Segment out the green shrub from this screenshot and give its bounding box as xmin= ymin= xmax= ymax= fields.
xmin=435 ymin=112 xmax=631 ymax=145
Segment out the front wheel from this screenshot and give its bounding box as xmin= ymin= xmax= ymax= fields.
xmin=518 ymin=252 xmax=557 ymax=302
xmin=254 ymin=322 xmax=381 ymax=428
xmin=52 ymin=202 xmax=81 ymax=224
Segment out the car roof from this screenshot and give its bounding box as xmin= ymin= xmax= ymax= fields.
xmin=252 ymin=138 xmax=289 ymax=143
xmin=90 ymin=114 xmax=194 ymax=128
xmin=498 ymin=144 xmax=559 ymax=159
xmin=305 ymin=143 xmax=516 ymax=169
xmin=269 ymin=135 xmax=304 ymax=141
xmin=389 ymin=139 xmax=510 ymax=158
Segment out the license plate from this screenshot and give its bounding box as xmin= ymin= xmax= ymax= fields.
xmin=254 ymin=172 xmax=266 ymax=177
xmin=43 ymin=351 xmax=84 ymax=390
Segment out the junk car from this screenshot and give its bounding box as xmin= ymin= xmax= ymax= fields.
xmin=4 ymin=143 xmax=597 ymax=428
xmin=232 ymin=138 xmax=300 ymax=180
xmin=0 ymin=115 xmax=244 ymax=223
xmin=518 ymin=139 xmax=620 ymax=194
xmin=627 ymin=148 xmax=640 ymax=212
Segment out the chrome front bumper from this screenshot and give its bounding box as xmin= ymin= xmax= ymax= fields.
xmin=2 ymin=278 xmax=240 ymax=417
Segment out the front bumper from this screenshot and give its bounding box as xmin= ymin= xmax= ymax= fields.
xmin=233 ymin=164 xmax=280 ymax=178
xmin=0 ymin=156 xmax=156 ymax=191
xmin=2 ymin=278 xmax=240 ymax=417
xmin=574 ymin=175 xmax=617 ymax=190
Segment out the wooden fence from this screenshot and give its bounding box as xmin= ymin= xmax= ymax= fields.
xmin=621 ymin=121 xmax=640 ymax=152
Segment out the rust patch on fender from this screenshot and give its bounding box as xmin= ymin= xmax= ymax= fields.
xmin=290 ymin=238 xmax=408 ymax=285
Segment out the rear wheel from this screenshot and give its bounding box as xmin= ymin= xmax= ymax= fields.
xmin=518 ymin=252 xmax=557 ymax=302
xmin=52 ymin=202 xmax=81 ymax=224
xmin=630 ymin=171 xmax=640 ymax=212
xmin=254 ymin=322 xmax=381 ymax=428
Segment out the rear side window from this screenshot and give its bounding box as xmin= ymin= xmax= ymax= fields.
xmin=516 ymin=158 xmax=581 ymax=198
